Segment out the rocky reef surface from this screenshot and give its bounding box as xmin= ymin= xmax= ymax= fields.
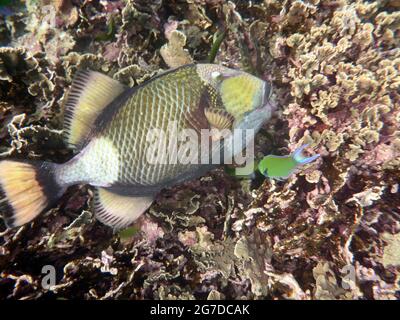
xmin=0 ymin=0 xmax=399 ymax=300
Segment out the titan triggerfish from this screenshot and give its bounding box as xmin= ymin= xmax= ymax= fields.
xmin=0 ymin=64 xmax=274 ymax=229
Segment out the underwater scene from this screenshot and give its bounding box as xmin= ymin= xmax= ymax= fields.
xmin=0 ymin=0 xmax=399 ymax=301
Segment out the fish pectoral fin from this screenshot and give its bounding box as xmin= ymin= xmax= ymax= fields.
xmin=93 ymin=187 xmax=153 ymax=230
xmin=63 ymin=70 xmax=126 ymax=150
xmin=205 ymin=108 xmax=234 ymax=130
xmin=204 ymin=108 xmax=234 ymax=141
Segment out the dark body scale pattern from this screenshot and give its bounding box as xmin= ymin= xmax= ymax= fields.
xmin=93 ymin=65 xmax=222 ymax=194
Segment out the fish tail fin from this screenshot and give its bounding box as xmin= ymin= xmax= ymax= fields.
xmin=0 ymin=160 xmax=65 ymax=228
xmin=293 ymin=144 xmax=320 ymax=165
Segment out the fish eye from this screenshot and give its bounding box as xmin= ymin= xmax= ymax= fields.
xmin=211 ymin=71 xmax=222 ymax=80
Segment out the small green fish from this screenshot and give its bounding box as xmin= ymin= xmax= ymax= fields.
xmin=258 ymin=144 xmax=320 ymax=180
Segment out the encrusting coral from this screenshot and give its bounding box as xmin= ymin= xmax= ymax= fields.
xmin=0 ymin=0 xmax=399 ymax=300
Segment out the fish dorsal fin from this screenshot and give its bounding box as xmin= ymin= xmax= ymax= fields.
xmin=205 ymin=108 xmax=234 ymax=131
xmin=93 ymin=187 xmax=154 ymax=230
xmin=63 ymin=70 xmax=126 ymax=149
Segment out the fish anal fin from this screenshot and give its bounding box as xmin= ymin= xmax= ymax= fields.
xmin=63 ymin=70 xmax=126 ymax=150
xmin=94 ymin=187 xmax=153 ymax=230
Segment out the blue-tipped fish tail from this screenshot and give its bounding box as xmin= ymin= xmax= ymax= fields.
xmin=293 ymin=144 xmax=321 ymax=165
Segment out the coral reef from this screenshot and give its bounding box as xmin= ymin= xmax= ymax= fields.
xmin=0 ymin=0 xmax=399 ymax=300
